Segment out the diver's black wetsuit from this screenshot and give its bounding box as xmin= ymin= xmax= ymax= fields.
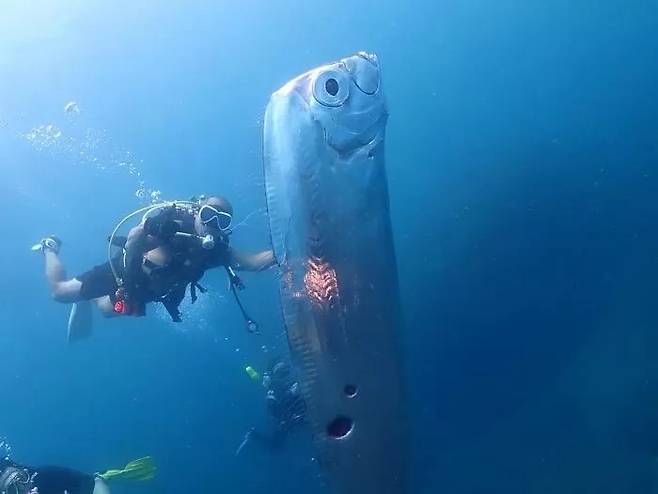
xmin=74 ymin=204 xmax=230 ymax=320
xmin=0 ymin=459 xmax=95 ymax=494
xmin=76 ymin=256 xmax=125 ymax=301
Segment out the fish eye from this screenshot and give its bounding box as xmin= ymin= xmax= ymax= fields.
xmin=325 ymin=78 xmax=339 ymax=96
xmin=313 ymin=69 xmax=349 ymax=107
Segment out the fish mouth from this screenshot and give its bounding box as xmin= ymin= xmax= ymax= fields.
xmin=324 ymin=115 xmax=386 ymax=158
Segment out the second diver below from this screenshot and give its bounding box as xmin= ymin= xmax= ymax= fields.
xmin=34 ymin=195 xmax=275 ymax=336
xmin=236 ymin=359 xmax=307 ymax=456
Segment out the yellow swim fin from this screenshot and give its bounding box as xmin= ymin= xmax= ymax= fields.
xmin=97 ymin=456 xmax=156 ymax=482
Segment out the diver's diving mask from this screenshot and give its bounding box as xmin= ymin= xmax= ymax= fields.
xmin=199 ymin=205 xmax=232 ymax=231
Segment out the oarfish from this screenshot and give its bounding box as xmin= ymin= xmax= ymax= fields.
xmin=263 ymin=52 xmax=408 ymax=494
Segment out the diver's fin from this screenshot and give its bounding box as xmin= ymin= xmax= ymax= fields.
xmin=67 ymin=301 xmax=93 ymax=342
xmin=98 ymin=456 xmax=157 ymax=482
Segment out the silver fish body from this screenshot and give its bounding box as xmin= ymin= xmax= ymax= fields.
xmin=263 ymin=52 xmax=408 ymax=494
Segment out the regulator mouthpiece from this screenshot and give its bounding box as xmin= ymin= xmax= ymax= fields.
xmin=201 ymin=234 xmax=215 ymax=250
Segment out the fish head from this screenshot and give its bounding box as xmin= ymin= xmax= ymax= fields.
xmin=295 ymin=52 xmax=387 ymax=155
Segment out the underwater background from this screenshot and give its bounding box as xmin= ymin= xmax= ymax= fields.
xmin=1 ymin=1 xmax=658 ymax=493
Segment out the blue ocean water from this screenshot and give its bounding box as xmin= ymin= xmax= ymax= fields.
xmin=1 ymin=1 xmax=658 ymax=493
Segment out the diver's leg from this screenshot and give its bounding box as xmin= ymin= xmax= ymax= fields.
xmin=92 ymin=476 xmax=111 ymax=494
xmin=235 ymin=428 xmax=271 ymax=456
xmin=44 ymin=249 xmax=66 ymax=284
xmin=94 ymin=296 xmax=120 ymax=318
xmin=44 ymin=250 xmax=84 ymax=302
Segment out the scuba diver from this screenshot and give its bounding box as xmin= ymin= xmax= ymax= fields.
xmin=0 ymin=456 xmax=155 ymax=494
xmin=236 ymin=359 xmax=307 ymax=455
xmin=34 ymin=195 xmax=275 ymax=340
